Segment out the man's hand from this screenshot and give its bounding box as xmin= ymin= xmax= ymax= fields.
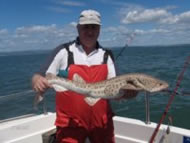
xmin=32 ymin=74 xmax=50 ymax=93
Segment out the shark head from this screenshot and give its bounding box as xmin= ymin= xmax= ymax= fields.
xmin=148 ymin=79 xmax=169 ymax=92
xmin=138 ymin=75 xmax=169 ymax=93
xmin=123 ymin=74 xmax=169 ymax=93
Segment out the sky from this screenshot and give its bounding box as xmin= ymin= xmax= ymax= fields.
xmin=1 ymin=0 xmax=190 ymax=52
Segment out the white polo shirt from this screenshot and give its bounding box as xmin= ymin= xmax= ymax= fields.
xmin=46 ymin=42 xmax=116 ymax=79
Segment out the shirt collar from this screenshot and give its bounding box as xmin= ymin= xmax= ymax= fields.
xmin=75 ymin=37 xmax=99 ymax=56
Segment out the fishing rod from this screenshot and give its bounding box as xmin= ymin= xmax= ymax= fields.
xmin=149 ymin=55 xmax=190 ymax=143
xmin=163 ymin=89 xmax=190 ymax=96
xmin=114 ymin=32 xmax=136 ymax=61
xmin=115 ymin=44 xmax=128 ymax=61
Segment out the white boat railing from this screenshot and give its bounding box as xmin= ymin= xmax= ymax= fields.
xmin=145 ymin=92 xmax=151 ymax=124
xmin=0 ymin=114 xmax=36 ymax=124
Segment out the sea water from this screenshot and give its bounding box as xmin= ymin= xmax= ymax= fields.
xmin=0 ymin=45 xmax=190 ymax=129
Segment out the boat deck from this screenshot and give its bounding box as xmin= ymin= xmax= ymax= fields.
xmin=0 ymin=112 xmax=190 ymax=143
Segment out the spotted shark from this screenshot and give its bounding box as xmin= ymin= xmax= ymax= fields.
xmin=39 ymin=73 xmax=169 ymax=106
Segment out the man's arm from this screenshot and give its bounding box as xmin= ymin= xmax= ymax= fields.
xmin=31 ymin=43 xmax=70 ymax=93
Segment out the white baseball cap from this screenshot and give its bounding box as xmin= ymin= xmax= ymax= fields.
xmin=78 ymin=9 xmax=101 ymax=25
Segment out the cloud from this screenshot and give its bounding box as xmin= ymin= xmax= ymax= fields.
xmin=16 ymin=24 xmax=57 ymax=33
xmin=134 ymin=28 xmax=169 ymax=35
xmin=122 ymin=8 xmax=170 ymax=24
xmin=180 ymin=11 xmax=190 ymax=22
xmin=160 ymin=11 xmax=190 ymax=24
xmin=47 ymin=0 xmax=85 ymax=13
xmin=113 ymin=4 xmax=190 ymax=46
xmin=70 ymin=22 xmax=77 ymax=27
xmin=0 ymin=29 xmax=8 ymax=35
xmin=120 ymin=5 xmax=190 ymax=26
xmin=1 ymin=4 xmax=190 ymax=52
xmin=56 ymin=0 xmax=85 ymax=7
xmin=0 ymin=22 xmax=189 ymax=52
xmin=100 ymin=26 xmax=136 ymax=47
xmin=0 ymin=24 xmax=77 ymax=52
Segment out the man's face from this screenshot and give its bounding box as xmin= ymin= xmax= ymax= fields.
xmin=77 ymin=24 xmax=100 ymax=48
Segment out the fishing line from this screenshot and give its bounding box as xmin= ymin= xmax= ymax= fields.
xmin=149 ymin=55 xmax=190 ymax=143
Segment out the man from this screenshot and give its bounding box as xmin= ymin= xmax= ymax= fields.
xmin=32 ymin=9 xmax=136 ymax=143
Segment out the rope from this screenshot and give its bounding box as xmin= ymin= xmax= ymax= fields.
xmin=149 ymin=55 xmax=190 ymax=143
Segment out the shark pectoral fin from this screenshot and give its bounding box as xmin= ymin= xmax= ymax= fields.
xmin=73 ymin=74 xmax=86 ymax=83
xmin=84 ymin=97 xmax=100 ymax=106
xmin=51 ymin=84 xmax=68 ymax=92
xmin=119 ymin=89 xmax=139 ymax=100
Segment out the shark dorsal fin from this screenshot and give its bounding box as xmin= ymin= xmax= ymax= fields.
xmin=84 ymin=97 xmax=100 ymax=106
xmin=73 ymin=74 xmax=86 ymax=83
